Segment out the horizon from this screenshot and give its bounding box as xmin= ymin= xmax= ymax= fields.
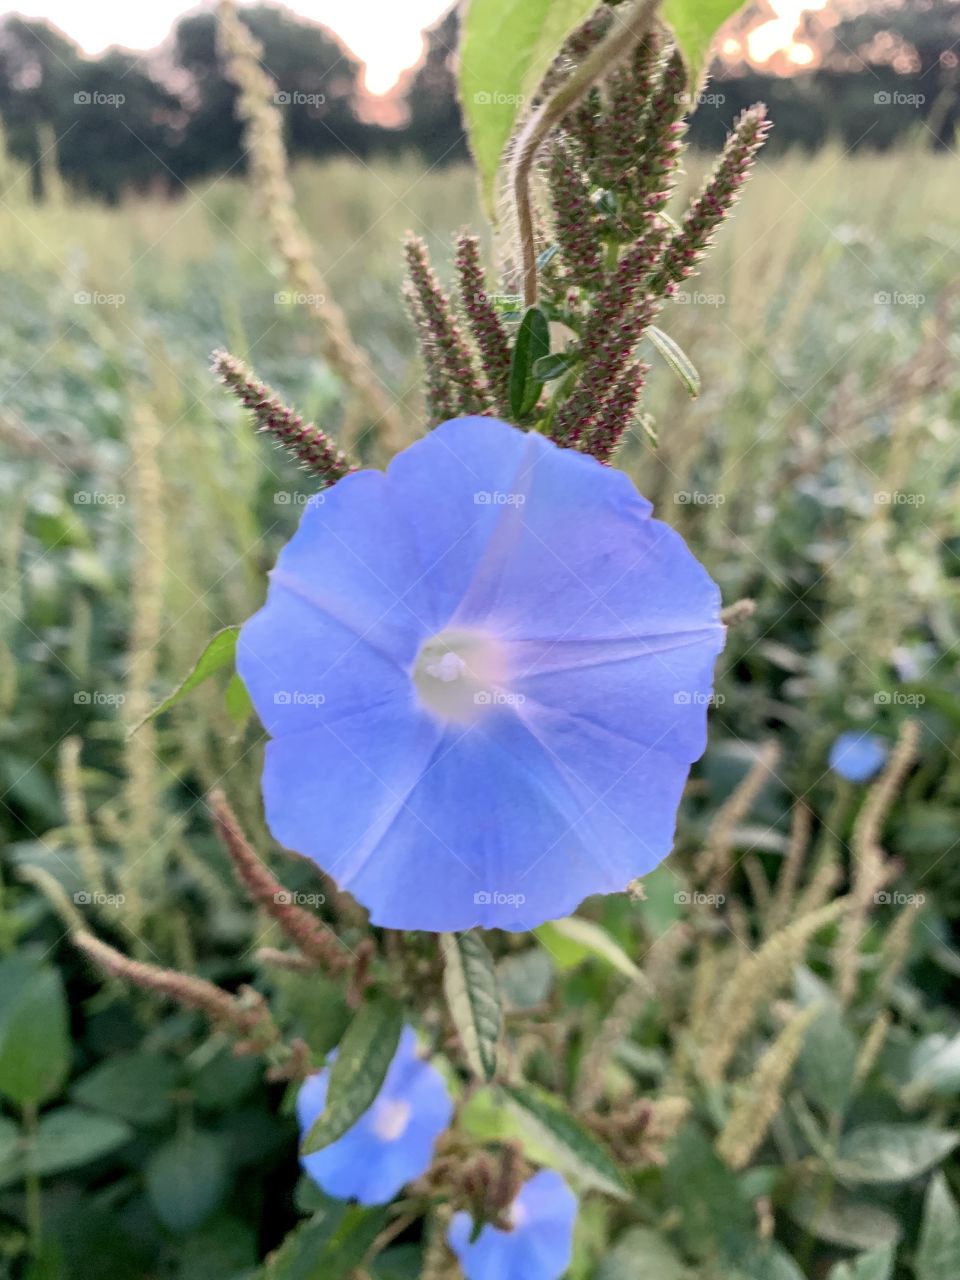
xmin=1 ymin=0 xmax=839 ymax=96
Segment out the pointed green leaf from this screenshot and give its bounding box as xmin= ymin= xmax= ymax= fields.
xmin=265 ymin=1202 xmax=389 ymax=1280
xmin=536 ymin=917 xmax=644 ymax=983
xmin=459 ymin=0 xmax=599 ymax=214
xmin=532 ymin=351 xmax=577 ymax=382
xmin=661 ymin=0 xmax=749 ymax=89
xmin=301 ymin=997 xmax=404 ymax=1155
xmin=786 ymin=1185 xmax=901 ymax=1251
xmin=225 ymin=671 xmax=254 ymax=726
xmin=916 ymin=1172 xmax=960 ymax=1280
xmin=509 ymin=306 xmax=550 ymax=419
xmin=131 ymin=626 xmax=239 ymax=731
xmin=145 ymin=1130 xmax=230 ymax=1234
xmin=645 ymin=325 xmax=701 ymax=398
xmin=22 ymin=1107 xmax=132 ymax=1180
xmin=833 ymin=1125 xmax=958 ymax=1186
xmin=505 ymin=1084 xmax=630 ymax=1200
xmin=442 ymin=931 xmax=502 ymax=1081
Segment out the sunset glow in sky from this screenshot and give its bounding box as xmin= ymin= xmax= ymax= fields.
xmin=3 ymin=0 xmax=831 ymax=93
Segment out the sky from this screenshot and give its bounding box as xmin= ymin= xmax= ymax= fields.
xmin=2 ymin=0 xmax=831 ymax=94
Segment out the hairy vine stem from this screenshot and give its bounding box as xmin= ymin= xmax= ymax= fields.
xmin=511 ymin=0 xmax=663 ymax=306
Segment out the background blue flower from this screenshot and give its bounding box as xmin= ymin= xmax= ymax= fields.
xmin=297 ymin=1026 xmax=452 ymax=1205
xmin=829 ymin=731 xmax=889 ymax=783
xmin=447 ymin=1169 xmax=577 ymax=1280
xmin=240 ymin=417 xmax=725 ymax=931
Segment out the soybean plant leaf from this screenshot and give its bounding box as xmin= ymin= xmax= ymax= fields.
xmin=907 ymin=1033 xmax=960 ymax=1098
xmin=442 ymin=931 xmax=502 ymax=1081
xmin=459 ymin=0 xmax=599 ymax=213
xmin=145 ymin=1130 xmax=230 ymax=1234
xmin=25 ymin=1107 xmax=133 ymax=1179
xmin=131 ymin=626 xmax=239 ymax=732
xmin=827 ymin=1245 xmax=895 ymax=1280
xmin=301 ymin=997 xmax=404 ymax=1155
xmin=797 ymin=1003 xmax=857 ymax=1116
xmin=0 ymin=954 xmax=70 ymax=1107
xmin=72 ymin=1051 xmax=178 ymax=1126
xmin=645 ymin=326 xmax=701 ymax=397
xmin=661 ymin=0 xmax=748 ymax=89
xmin=833 ymin=1124 xmax=958 ymax=1186
xmin=916 ymin=1172 xmax=960 ymax=1280
xmin=536 ymin=917 xmax=644 ymax=982
xmin=505 ymin=1084 xmax=630 ymax=1200
xmin=509 ymin=306 xmax=550 ymax=419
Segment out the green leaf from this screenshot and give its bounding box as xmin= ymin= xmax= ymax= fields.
xmin=504 ymin=1084 xmax=630 ymax=1200
xmin=595 ymin=1226 xmax=691 ymax=1279
xmin=145 ymin=1130 xmax=230 ymax=1233
xmin=645 ymin=325 xmax=701 ymax=397
xmin=916 ymin=1172 xmax=960 ymax=1280
xmin=797 ymin=1002 xmax=857 ymax=1116
xmin=532 ymin=351 xmax=577 ymax=382
xmin=786 ymin=1186 xmax=900 ymax=1251
xmin=131 ymin=626 xmax=239 ymax=731
xmin=0 ymin=954 xmax=70 ymax=1107
xmin=72 ymin=1051 xmax=178 ymax=1126
xmin=907 ymin=1033 xmax=960 ymax=1099
xmin=442 ymin=931 xmax=502 ymax=1081
xmin=833 ymin=1124 xmax=958 ymax=1186
xmin=509 ymin=306 xmax=550 ymax=419
xmin=536 ymin=916 xmax=644 ymax=983
xmin=459 ymin=0 xmax=599 ymax=213
xmin=662 ymin=1125 xmax=754 ymax=1258
xmin=827 ymin=1245 xmax=895 ymax=1280
xmin=224 ymin=671 xmax=254 ymax=726
xmin=21 ymin=1108 xmax=132 ymax=1180
xmin=497 ymin=948 xmax=554 ymax=1010
xmin=661 ymin=0 xmax=748 ymax=89
xmin=265 ymin=1203 xmax=389 ymax=1280
xmin=301 ymin=997 xmax=404 ymax=1155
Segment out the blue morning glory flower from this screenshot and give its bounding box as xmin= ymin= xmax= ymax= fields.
xmin=829 ymin=731 xmax=889 ymax=783
xmin=297 ymin=1025 xmax=452 ymax=1205
xmin=447 ymin=1169 xmax=577 ymax=1280
xmin=239 ymin=417 xmax=725 ymax=931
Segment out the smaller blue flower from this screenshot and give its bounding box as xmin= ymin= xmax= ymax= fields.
xmin=829 ymin=731 xmax=889 ymax=783
xmin=297 ymin=1026 xmax=453 ymax=1205
xmin=447 ymin=1169 xmax=577 ymax=1280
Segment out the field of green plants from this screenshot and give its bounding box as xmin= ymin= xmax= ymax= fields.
xmin=1 ymin=129 xmax=960 ymax=1279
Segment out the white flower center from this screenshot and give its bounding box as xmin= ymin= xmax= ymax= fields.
xmin=412 ymin=628 xmax=509 ymax=723
xmin=508 ymin=1199 xmax=529 ymax=1230
xmin=371 ymin=1098 xmax=412 ymax=1142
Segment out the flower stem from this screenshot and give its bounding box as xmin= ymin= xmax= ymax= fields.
xmin=511 ymin=0 xmax=662 ymax=306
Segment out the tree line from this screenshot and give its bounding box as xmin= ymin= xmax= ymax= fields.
xmin=0 ymin=1 xmax=956 ymax=203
